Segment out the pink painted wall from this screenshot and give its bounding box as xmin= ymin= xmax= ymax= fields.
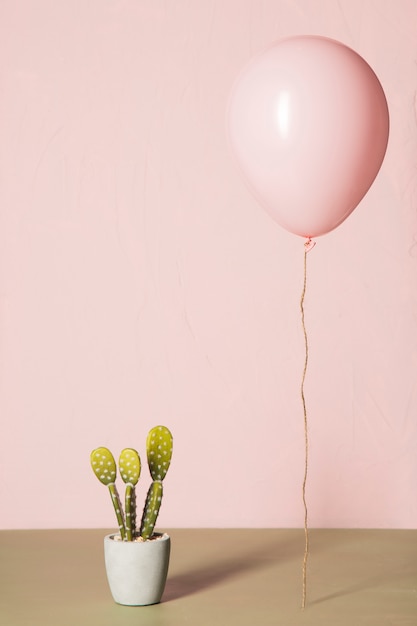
xmin=1 ymin=0 xmax=416 ymax=530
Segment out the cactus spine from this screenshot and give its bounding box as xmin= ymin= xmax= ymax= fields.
xmin=139 ymin=425 xmax=173 ymax=541
xmin=90 ymin=426 xmax=173 ymax=542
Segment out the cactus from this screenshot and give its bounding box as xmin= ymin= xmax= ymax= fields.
xmin=119 ymin=448 xmax=141 ymax=541
xmin=139 ymin=425 xmax=173 ymax=540
xmin=90 ymin=426 xmax=173 ymax=542
xmin=90 ymin=447 xmax=126 ymax=541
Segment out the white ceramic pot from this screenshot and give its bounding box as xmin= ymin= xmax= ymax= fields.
xmin=104 ymin=533 xmax=171 ymax=606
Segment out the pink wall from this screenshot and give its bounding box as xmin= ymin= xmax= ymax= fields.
xmin=1 ymin=0 xmax=416 ymax=530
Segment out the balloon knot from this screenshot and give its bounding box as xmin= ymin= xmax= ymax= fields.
xmin=304 ymin=238 xmax=316 ymax=252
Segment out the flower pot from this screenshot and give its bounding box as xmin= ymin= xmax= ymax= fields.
xmin=104 ymin=533 xmax=171 ymax=606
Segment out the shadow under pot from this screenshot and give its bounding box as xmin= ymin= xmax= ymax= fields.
xmin=104 ymin=533 xmax=171 ymax=606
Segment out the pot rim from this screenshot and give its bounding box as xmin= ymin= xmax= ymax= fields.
xmin=105 ymin=532 xmax=170 ymax=543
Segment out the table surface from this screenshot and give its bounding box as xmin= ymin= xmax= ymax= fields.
xmin=0 ymin=528 xmax=416 ymax=626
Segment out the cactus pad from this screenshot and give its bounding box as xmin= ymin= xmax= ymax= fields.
xmin=146 ymin=426 xmax=173 ymax=481
xmin=119 ymin=448 xmax=141 ymax=485
xmin=90 ymin=447 xmax=117 ymax=485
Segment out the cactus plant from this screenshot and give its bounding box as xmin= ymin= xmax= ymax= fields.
xmin=90 ymin=426 xmax=173 ymax=542
xmin=90 ymin=447 xmax=126 ymax=540
xmin=119 ymin=448 xmax=141 ymax=541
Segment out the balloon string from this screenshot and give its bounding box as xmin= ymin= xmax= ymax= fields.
xmin=301 ymin=239 xmax=311 ymax=610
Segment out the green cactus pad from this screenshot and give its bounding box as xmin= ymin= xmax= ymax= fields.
xmin=146 ymin=426 xmax=173 ymax=482
xmin=140 ymin=480 xmax=163 ymax=541
xmin=119 ymin=448 xmax=141 ymax=485
xmin=90 ymin=447 xmax=117 ymax=485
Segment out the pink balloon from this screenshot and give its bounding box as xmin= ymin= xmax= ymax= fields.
xmin=227 ymin=36 xmax=389 ymax=238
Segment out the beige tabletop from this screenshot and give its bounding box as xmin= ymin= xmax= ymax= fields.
xmin=0 ymin=528 xmax=416 ymax=625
